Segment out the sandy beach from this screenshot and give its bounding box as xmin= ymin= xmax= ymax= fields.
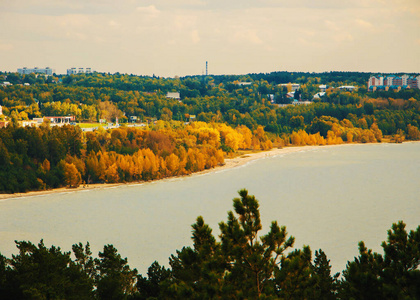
xmin=0 ymin=144 xmax=364 ymax=200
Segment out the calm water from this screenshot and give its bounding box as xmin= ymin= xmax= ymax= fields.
xmin=1 ymin=143 xmax=419 ymax=274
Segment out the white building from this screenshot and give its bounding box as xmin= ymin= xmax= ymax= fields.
xmin=368 ymin=74 xmax=419 ymax=90
xmin=293 ymin=100 xmax=312 ymax=106
xmin=402 ymin=74 xmax=409 ymax=86
xmin=67 ymin=68 xmax=77 ymax=75
xmin=278 ymin=83 xmax=300 ymax=92
xmin=319 ymin=85 xmax=328 ymax=92
xmin=166 ymin=92 xmax=180 ymax=100
xmin=368 ymin=75 xmax=384 ymax=87
xmin=338 ymin=85 xmax=356 ymax=92
xmin=67 ymin=67 xmax=93 ymax=75
xmin=237 ymin=82 xmax=252 ymax=86
xmin=17 ymin=67 xmax=54 ymax=75
xmin=313 ymin=92 xmax=326 ymax=100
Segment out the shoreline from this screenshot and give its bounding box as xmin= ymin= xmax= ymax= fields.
xmin=0 ymin=142 xmax=412 ymax=200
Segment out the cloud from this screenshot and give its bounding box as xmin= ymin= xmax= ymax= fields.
xmin=108 ymin=20 xmax=120 ymax=28
xmin=0 ymin=43 xmax=13 ymax=51
xmin=1 ymin=0 xmax=419 ymax=75
xmin=136 ymin=5 xmax=160 ymax=17
xmin=234 ymin=29 xmax=263 ymax=45
xmin=301 ymin=30 xmax=316 ymax=37
xmin=65 ymin=31 xmax=87 ymax=41
xmin=58 ymin=14 xmax=91 ymax=28
xmin=324 ymin=20 xmax=339 ymax=31
xmin=174 ymin=14 xmax=198 ymax=30
xmin=355 ymin=19 xmax=374 ymax=29
xmin=333 ymin=33 xmax=354 ymax=43
xmin=191 ymin=30 xmax=200 ymax=44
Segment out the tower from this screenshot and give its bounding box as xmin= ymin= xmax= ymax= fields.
xmin=206 ymin=61 xmax=208 ymax=76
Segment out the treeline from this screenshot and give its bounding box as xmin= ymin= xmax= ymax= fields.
xmin=0 ymin=122 xmax=273 ymax=193
xmin=1 ymin=190 xmax=419 ymax=299
xmin=1 ymin=72 xmax=420 ymax=138
xmin=3 ymin=114 xmax=420 ymax=193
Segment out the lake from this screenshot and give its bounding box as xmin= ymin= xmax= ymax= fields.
xmin=1 ymin=142 xmax=419 ymax=274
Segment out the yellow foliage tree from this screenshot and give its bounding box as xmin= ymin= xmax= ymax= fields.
xmin=42 ymin=159 xmax=51 ymax=172
xmin=236 ymin=125 xmax=253 ymax=149
xmin=407 ymin=124 xmax=420 ymax=140
xmin=370 ymin=123 xmax=383 ymax=142
xmin=104 ymin=163 xmax=120 ymax=183
xmin=64 ymin=162 xmax=82 ymax=188
xmin=166 ymin=153 xmax=180 ymax=175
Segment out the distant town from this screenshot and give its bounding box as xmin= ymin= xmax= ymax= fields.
xmin=16 ymin=67 xmax=94 ymax=76
xmin=368 ymin=74 xmax=420 ymax=91
xmin=1 ymin=68 xmax=419 ymax=131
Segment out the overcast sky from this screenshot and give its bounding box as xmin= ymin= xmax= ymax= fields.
xmin=1 ymin=0 xmax=419 ymax=77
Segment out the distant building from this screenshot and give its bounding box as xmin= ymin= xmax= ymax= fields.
xmin=393 ymin=76 xmax=402 ymax=86
xmin=44 ymin=116 xmax=76 ymax=125
xmin=67 ymin=67 xmax=93 ymax=75
xmin=338 ymin=86 xmax=356 ymax=92
xmin=278 ymin=83 xmax=300 ymax=92
xmin=313 ymin=92 xmax=326 ymax=100
xmin=17 ymin=67 xmax=54 ymax=75
xmin=368 ymin=76 xmax=383 ymax=87
xmin=0 ymin=105 xmax=2 ymax=115
xmin=166 ymin=92 xmax=180 ymax=100
xmin=408 ymin=76 xmax=420 ymax=89
xmin=67 ymin=68 xmax=77 ymax=75
xmin=33 ymin=118 xmax=44 ymax=124
xmin=286 ymin=91 xmax=295 ymax=99
xmin=319 ymin=85 xmax=328 ymax=92
xmin=293 ymin=100 xmax=312 ymax=106
xmin=19 ymin=120 xmax=38 ymax=127
xmin=368 ymin=74 xmax=419 ymax=91
xmin=237 ymin=82 xmax=252 ymax=86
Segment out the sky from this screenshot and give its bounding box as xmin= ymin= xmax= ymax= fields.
xmin=0 ymin=0 xmax=419 ymax=77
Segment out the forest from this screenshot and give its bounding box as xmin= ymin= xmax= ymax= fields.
xmin=0 ymin=190 xmax=419 ymax=299
xmin=1 ymin=71 xmax=420 ymax=136
xmin=0 ymin=121 xmax=276 ymax=193
xmin=1 ymin=71 xmax=420 ymax=193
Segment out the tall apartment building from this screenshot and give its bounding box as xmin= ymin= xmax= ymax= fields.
xmin=393 ymin=76 xmax=403 ymax=86
xmin=368 ymin=74 xmax=420 ymax=91
xmin=407 ymin=77 xmax=419 ymax=88
xmin=17 ymin=67 xmax=54 ymax=75
xmin=67 ymin=68 xmax=77 ymax=75
xmin=67 ymin=67 xmax=93 ymax=75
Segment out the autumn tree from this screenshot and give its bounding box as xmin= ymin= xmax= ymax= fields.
xmin=165 ymin=153 xmax=180 ymax=175
xmin=407 ymin=124 xmax=420 ymax=140
xmin=63 ymin=162 xmax=82 ymax=188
